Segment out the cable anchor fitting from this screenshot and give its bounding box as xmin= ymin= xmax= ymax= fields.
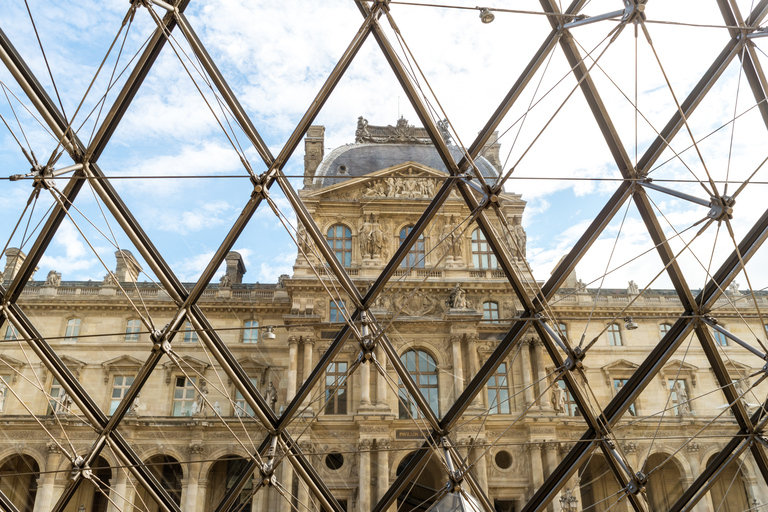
xmin=625 ymin=471 xmax=647 ymax=495
xmin=358 ymin=311 xmax=376 ymax=362
xmin=151 ymin=325 xmax=171 ymax=354
xmin=441 ymin=437 xmax=463 ymax=492
xmin=563 ymin=346 xmax=585 ymax=371
xmin=620 ymin=0 xmax=646 ymax=24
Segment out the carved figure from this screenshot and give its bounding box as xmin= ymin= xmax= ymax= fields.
xmin=102 ymin=273 xmax=117 ymax=286
xmin=45 ymin=270 xmax=61 ymax=286
xmin=296 ymin=224 xmax=311 ymax=255
xmin=57 ymin=390 xmax=73 ymax=415
xmin=265 ymin=381 xmax=278 ymax=411
xmin=0 ymin=379 xmax=6 ymax=412
xmin=195 ymin=380 xmax=209 ymax=416
xmin=355 ymin=116 xmax=370 ymax=143
xmin=447 ymin=283 xmax=468 ymax=309
xmin=188 ymin=401 xmax=198 ymax=416
xmin=128 ymin=391 xmax=141 ymax=416
xmin=728 ymin=282 xmax=740 ymax=295
xmin=213 ymin=401 xmax=222 ymax=416
xmin=219 ymin=273 xmax=233 ymax=288
xmin=627 ymin=280 xmax=639 ymax=295
xmin=675 ymin=381 xmax=690 ymax=415
xmin=359 ymin=216 xmax=373 ymax=259
xmin=370 ymin=216 xmax=386 ymax=259
xmin=552 ymin=385 xmax=566 ymax=414
xmin=514 ymin=225 xmax=527 ymax=258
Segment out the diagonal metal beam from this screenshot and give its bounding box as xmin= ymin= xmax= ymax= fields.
xmin=0 ymin=489 xmax=21 ymax=512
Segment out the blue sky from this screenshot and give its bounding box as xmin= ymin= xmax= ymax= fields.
xmin=2 ymin=0 xmax=767 ymax=292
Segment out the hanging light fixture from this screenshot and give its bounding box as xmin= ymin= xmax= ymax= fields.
xmin=624 ymin=316 xmax=638 ymax=330
xmin=479 ymin=8 xmax=495 ymax=24
xmin=264 ymin=326 xmax=276 ymax=339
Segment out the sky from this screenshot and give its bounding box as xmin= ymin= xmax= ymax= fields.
xmin=1 ymin=0 xmax=768 ymax=294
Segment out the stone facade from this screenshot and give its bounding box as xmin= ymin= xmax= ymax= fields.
xmin=1 ymin=120 xmax=766 ymax=512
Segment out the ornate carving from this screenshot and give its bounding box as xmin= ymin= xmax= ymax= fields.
xmin=686 ymin=442 xmax=701 ymax=453
xmin=188 ymin=443 xmax=206 ymax=455
xmin=392 ymin=290 xmax=443 ymax=317
xmin=355 ymin=116 xmax=432 ymax=145
xmin=45 ymin=270 xmax=61 ymax=287
xmin=361 ymin=168 xmax=438 ymax=199
xmin=377 ymin=439 xmax=391 ymax=450
xmin=358 ymin=439 xmax=373 ymax=451
xmin=623 ymin=442 xmax=637 ymax=454
xmin=446 ymin=283 xmax=469 ymax=309
xmin=359 ymin=214 xmax=388 ymax=260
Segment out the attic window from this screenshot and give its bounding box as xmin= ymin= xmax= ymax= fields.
xmin=338 ymin=164 xmax=347 ymax=173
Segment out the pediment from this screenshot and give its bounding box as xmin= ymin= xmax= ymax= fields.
xmin=60 ymin=355 xmax=86 ymax=379
xmin=600 ymin=359 xmax=639 ymax=386
xmin=304 ymin=162 xmax=451 ymax=200
xmin=660 ymin=359 xmax=699 ymax=386
xmin=163 ymin=355 xmax=211 ymax=384
xmin=0 ymin=354 xmax=26 ymax=384
xmin=228 ymin=356 xmax=271 ymax=387
xmin=102 ymin=355 xmax=144 ymax=383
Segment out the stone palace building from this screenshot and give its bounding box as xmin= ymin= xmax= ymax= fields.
xmin=1 ymin=118 xmax=767 ymax=512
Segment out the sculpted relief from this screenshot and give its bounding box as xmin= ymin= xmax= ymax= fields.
xmin=362 ymin=169 xmax=438 ymax=199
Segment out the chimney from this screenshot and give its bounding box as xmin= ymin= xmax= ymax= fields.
xmin=303 ymin=125 xmax=325 ymax=189
xmin=114 ymin=250 xmax=142 ymax=282
xmin=481 ymin=130 xmax=502 ymax=172
xmin=3 ymin=248 xmax=27 ymax=284
xmin=225 ymin=251 xmax=246 ymax=284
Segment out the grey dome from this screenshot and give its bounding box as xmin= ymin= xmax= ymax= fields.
xmin=313 ymin=143 xmax=499 ymax=188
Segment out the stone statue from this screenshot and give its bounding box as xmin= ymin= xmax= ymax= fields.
xmin=128 ymin=391 xmax=141 ymax=416
xmin=442 ymin=216 xmax=462 ymax=260
xmin=359 ymin=215 xmax=373 ymax=259
xmin=45 ymin=270 xmax=61 ymax=286
xmin=0 ymin=379 xmax=7 ymax=413
xmin=219 ymin=273 xmax=233 ymax=288
xmin=514 ymin=225 xmax=527 ymax=258
xmin=355 ymin=116 xmax=370 ymax=143
xmin=188 ymin=401 xmax=199 ymax=416
xmin=265 ymin=381 xmax=278 ymax=411
xmin=447 ymin=283 xmax=468 ymax=309
xmin=728 ymin=282 xmax=740 ymax=295
xmin=57 ymin=390 xmax=73 ymax=415
xmin=195 ymin=380 xmax=209 ymax=416
xmin=552 ymin=385 xmax=566 ymax=414
xmin=102 ymin=273 xmax=117 ymax=286
xmin=361 ymin=214 xmax=386 ymax=260
xmin=296 ymin=224 xmax=311 ymax=255
xmin=675 ymin=381 xmax=690 ymax=415
xmin=627 ymin=280 xmax=639 ymax=295
xmin=213 ymin=401 xmax=222 ymax=416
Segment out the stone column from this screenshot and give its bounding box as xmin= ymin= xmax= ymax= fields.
xmin=184 ymin=443 xmax=204 ymax=512
xmin=34 ymin=444 xmax=62 ymax=512
xmin=470 ymin=440 xmax=489 ymax=495
xmin=376 ymin=344 xmax=390 ymax=410
xmin=466 ymin=334 xmax=483 ymax=409
xmin=451 ymin=335 xmax=465 ymax=399
xmin=297 ymin=441 xmax=314 ymax=512
xmin=287 ymin=336 xmax=300 ymax=402
xmin=302 ymin=338 xmax=315 ymax=414
xmin=376 ymin=439 xmax=391 ymax=505
xmin=359 ymin=361 xmax=372 ymax=410
xmin=520 ymin=339 xmax=534 ymax=407
xmin=358 ymin=439 xmax=372 ymax=512
xmin=686 ymin=444 xmax=713 ymax=512
xmin=252 ymin=479 xmax=269 ymax=512
xmin=107 ymin=468 xmax=128 ymax=512
xmin=528 ymin=442 xmax=545 ymax=496
xmin=543 ymin=441 xmax=560 ymax=512
xmin=533 ymin=341 xmax=551 ymax=409
xmin=280 ymin=462 xmax=294 ymax=512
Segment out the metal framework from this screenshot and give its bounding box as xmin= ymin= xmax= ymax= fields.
xmin=1 ymin=1 xmax=768 ymax=511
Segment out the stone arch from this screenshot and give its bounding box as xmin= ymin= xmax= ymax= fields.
xmin=705 ymin=453 xmax=751 ymax=511
xmin=0 ymin=453 xmax=40 ymax=512
xmin=578 ymin=454 xmax=629 ymax=512
xmin=0 ymin=448 xmax=44 ymax=474
xmin=645 ymin=452 xmax=684 ymax=511
xmin=61 ymin=455 xmax=113 ymax=512
xmin=133 ymin=455 xmax=184 ymax=512
xmin=198 ymin=446 xmax=250 ymax=478
xmin=205 ymin=455 xmax=253 ymax=512
xmin=394 ymin=450 xmax=446 ymax=512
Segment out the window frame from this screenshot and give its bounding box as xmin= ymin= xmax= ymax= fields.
xmin=326 ymin=224 xmax=352 ymax=267
xmin=183 ymin=321 xmax=198 ymax=343
xmin=607 ymin=323 xmax=622 ymax=346
xmin=399 ymin=226 xmax=425 ymax=269
xmin=613 ymin=379 xmax=636 ymax=416
xmin=3 ymin=324 xmax=19 ymax=341
xmin=110 ymin=375 xmax=136 ymax=415
xmin=0 ymin=374 xmax=10 ymax=413
xmin=243 ymin=320 xmax=259 ymax=344
xmin=324 ymin=361 xmax=349 ymax=415
xmin=48 ymin=378 xmax=64 ymax=415
xmin=172 ymin=375 xmax=197 ymax=416
xmin=329 ymin=300 xmax=345 ymax=323
xmin=125 ymin=319 xmax=141 ymax=342
xmin=399 ymin=349 xmax=440 ymax=419
xmin=471 ymin=229 xmax=497 ymax=269
xmin=483 ymin=301 xmax=500 ymax=323
xmin=234 ymin=376 xmax=260 ymax=417
xmin=64 ymin=318 xmax=81 ymax=342
xmin=487 ymin=363 xmax=510 ymax=414
xmin=556 ymin=379 xmax=579 ymax=417
xmin=712 ymin=328 xmax=728 ymax=346
xmin=659 ymin=323 xmax=672 ymax=339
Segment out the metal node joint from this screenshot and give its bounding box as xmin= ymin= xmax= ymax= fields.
xmin=258 ymin=436 xmax=279 ymax=488
xmin=358 ymin=311 xmax=376 ymax=362
xmin=151 ymin=325 xmax=171 ymax=354
xmin=625 ymin=471 xmax=647 ymax=495
xmin=563 ymin=345 xmax=585 ymax=372
xmin=70 ymin=455 xmax=93 ymax=482
xmin=620 ymin=0 xmax=646 ymax=24
xmin=441 ymin=437 xmax=463 ymax=491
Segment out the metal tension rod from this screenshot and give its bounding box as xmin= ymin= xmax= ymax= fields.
xmin=701 ymin=317 xmax=768 ymax=360
xmin=640 ymin=179 xmax=735 ymax=221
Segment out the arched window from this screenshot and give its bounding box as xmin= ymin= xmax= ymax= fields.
xmin=206 ymin=457 xmax=253 ymax=512
xmin=326 ymin=224 xmax=352 ymax=267
xmin=135 ymin=456 xmax=182 ymax=510
xmin=399 ymin=349 xmax=439 ymax=419
xmin=65 ymin=318 xmax=81 ymax=342
xmin=607 ymin=323 xmax=622 ymax=346
xmin=399 ymin=226 xmax=425 ymax=268
xmin=125 ymin=319 xmax=140 ymax=342
xmin=483 ymin=301 xmax=499 ymax=323
xmin=0 ymin=455 xmax=39 ymax=512
xmin=243 ymin=320 xmax=258 ymax=343
xmin=645 ymin=453 xmax=684 ymax=510
xmin=471 ymin=229 xmax=496 ymax=269
xmin=659 ymin=323 xmax=672 ymax=339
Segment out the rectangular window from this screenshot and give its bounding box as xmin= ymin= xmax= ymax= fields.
xmin=613 ymin=379 xmax=636 ymax=416
xmin=234 ymin=377 xmax=260 ymax=417
xmin=3 ymin=324 xmax=19 ymax=340
xmin=557 ymin=322 xmax=568 ymax=340
xmin=329 ymin=300 xmax=345 ymax=323
xmin=65 ymin=318 xmax=81 ymax=342
xmin=607 ymin=323 xmax=622 ymax=346
xmin=487 ymin=363 xmax=510 ymax=414
xmin=325 ymin=362 xmax=348 ymax=415
xmin=713 ymin=329 xmax=728 ymax=346
xmin=110 ymin=375 xmax=135 ymax=415
xmin=48 ymin=378 xmax=64 ymax=414
xmin=125 ymin=320 xmax=141 ymax=342
xmin=183 ymin=322 xmax=198 ymax=343
xmin=483 ymin=301 xmax=500 ymax=323
xmin=172 ymin=376 xmax=197 ymax=416
xmin=669 ymin=379 xmax=690 ymax=416
xmin=243 ymin=320 xmax=259 ymax=343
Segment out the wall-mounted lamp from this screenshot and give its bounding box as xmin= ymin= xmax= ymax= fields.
xmin=264 ymin=326 xmax=276 ymax=339
xmin=624 ymin=316 xmax=638 ymax=330
xmin=479 ymin=8 xmax=495 ymax=24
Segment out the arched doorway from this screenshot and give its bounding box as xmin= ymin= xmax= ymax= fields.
xmin=64 ymin=456 xmax=113 ymax=512
xmin=579 ymin=455 xmax=628 ymax=512
xmin=707 ymin=455 xmax=750 ymax=512
xmin=395 ymin=451 xmax=445 ymax=512
xmin=0 ymin=455 xmax=39 ymax=512
xmin=645 ymin=453 xmax=683 ymax=511
xmin=206 ymin=456 xmax=253 ymax=512
xmin=134 ymin=455 xmax=183 ymax=512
